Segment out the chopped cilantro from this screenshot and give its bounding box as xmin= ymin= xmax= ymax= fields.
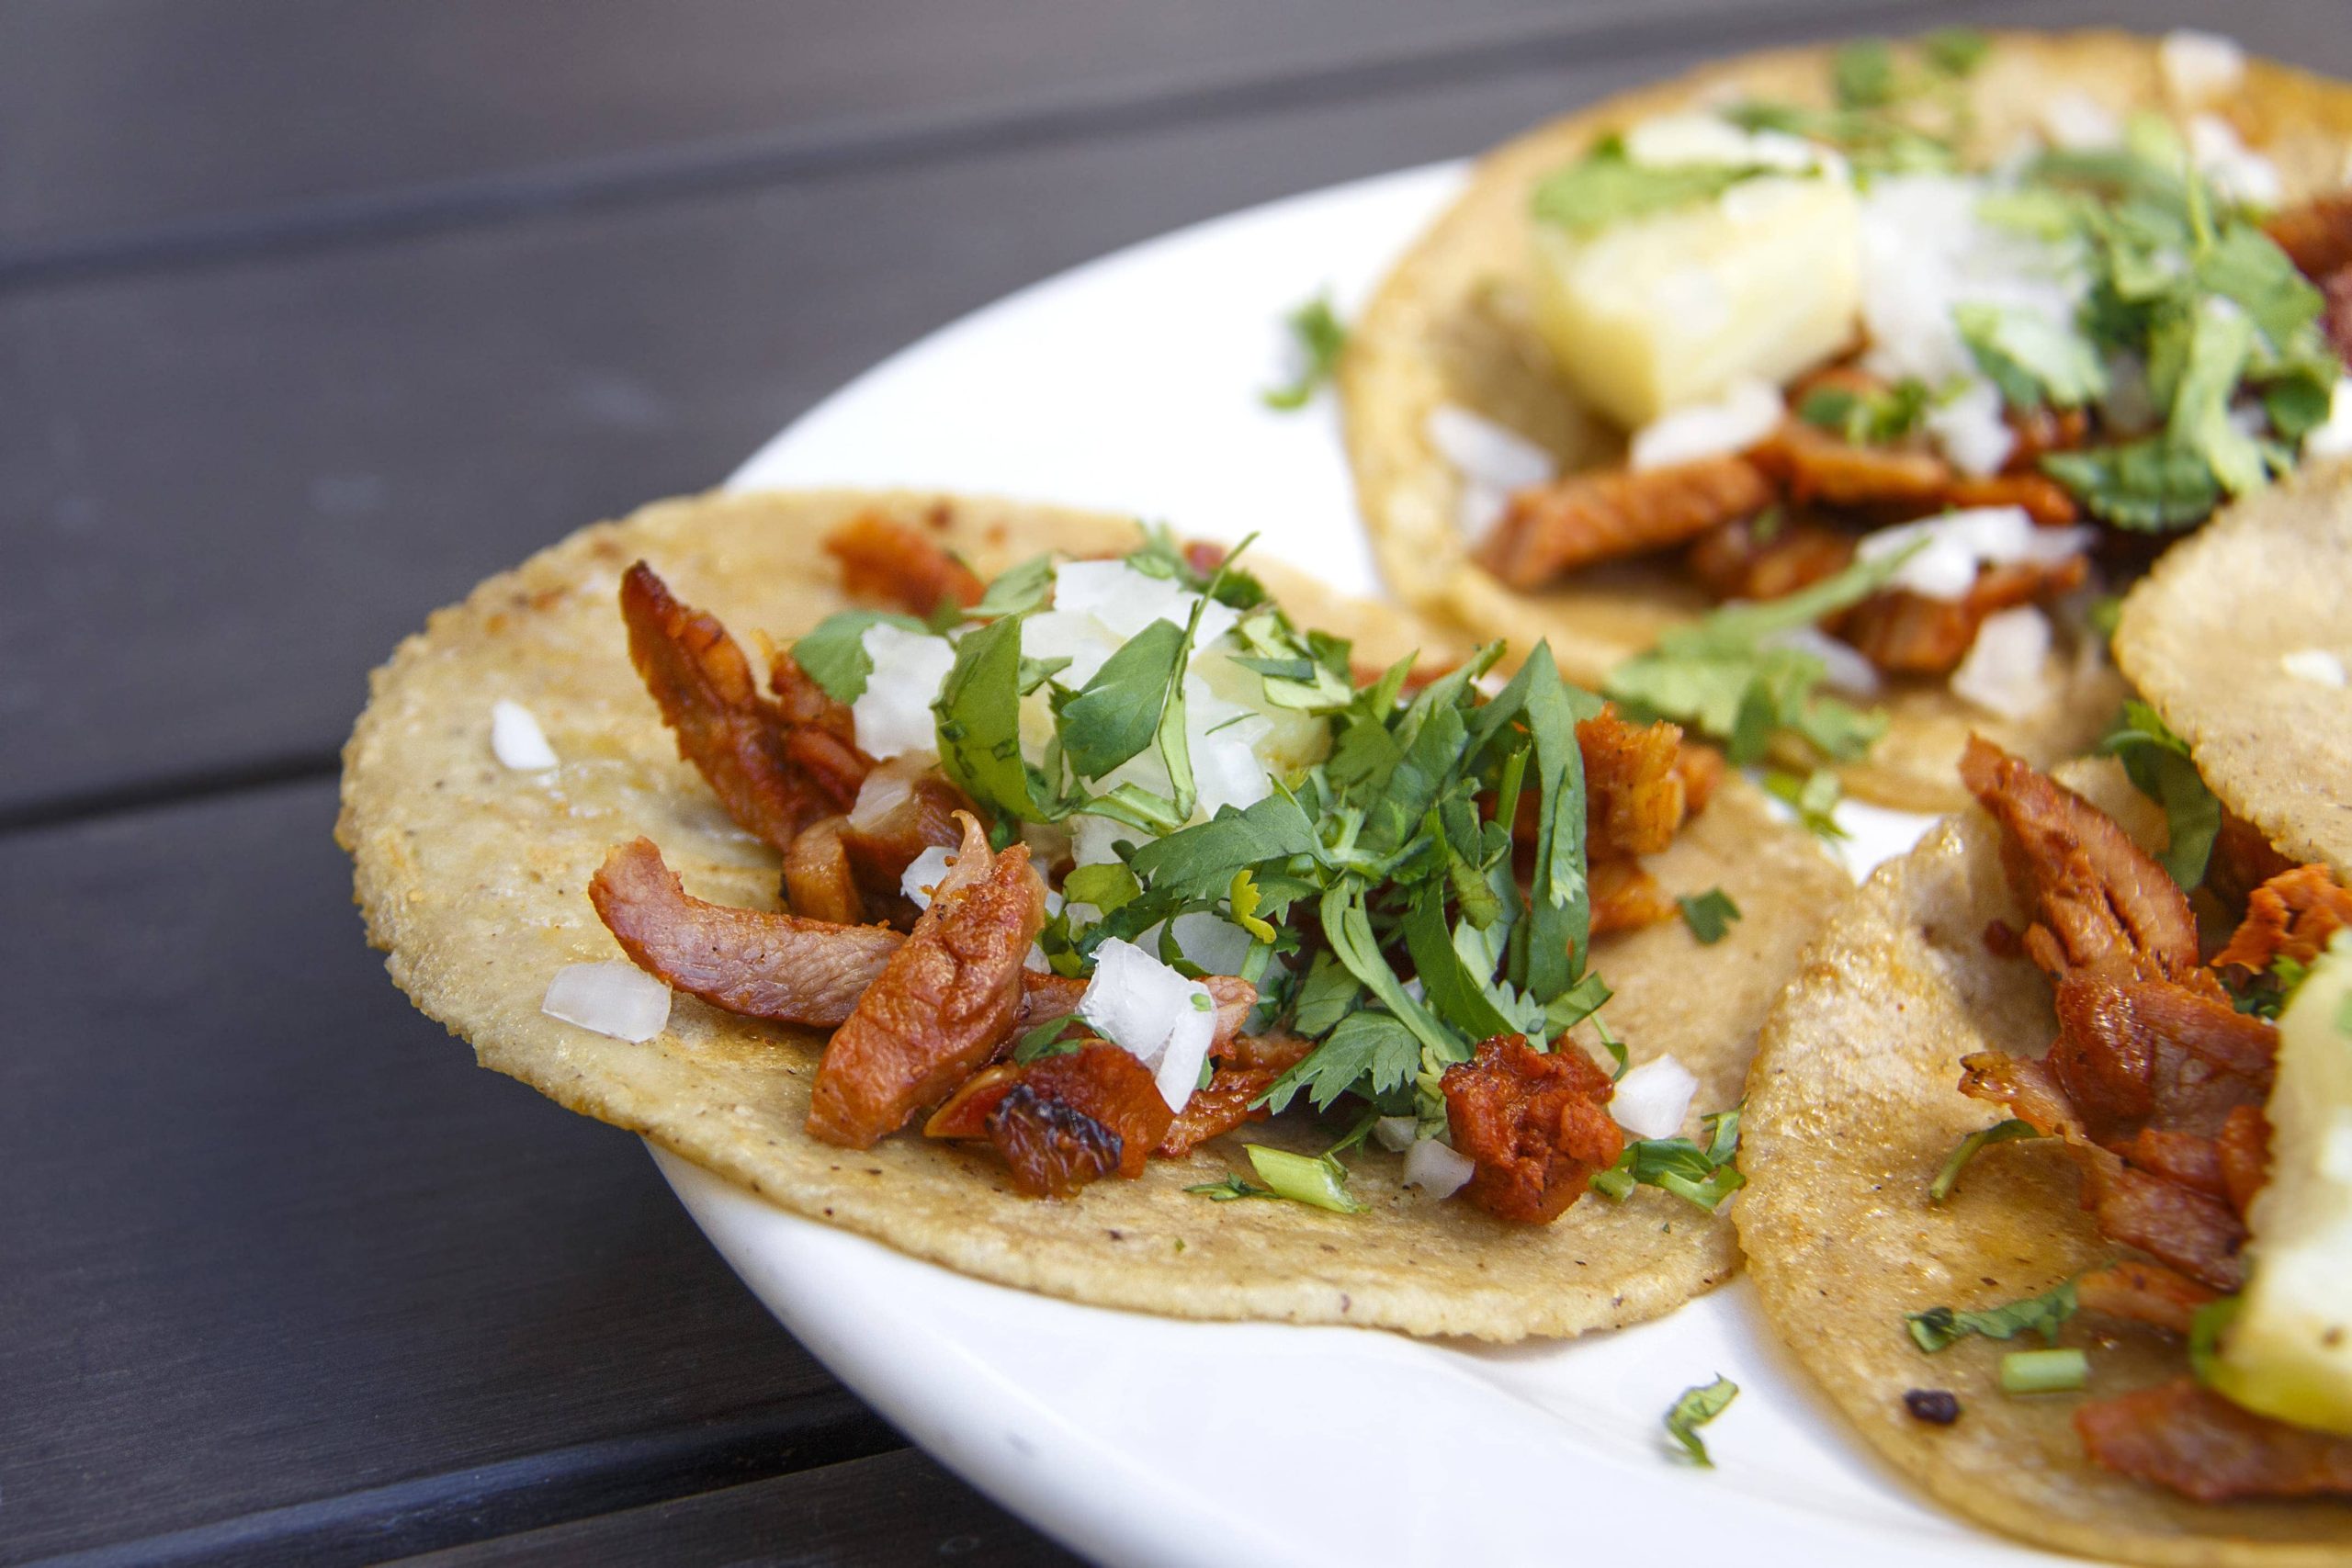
xmin=1832 ymin=39 xmax=1896 ymax=108
xmin=2099 ymin=701 xmax=2221 ymax=889
xmin=1592 ymin=1106 xmax=1745 ymax=1212
xmin=1928 ymin=1118 xmax=2041 ymax=1203
xmin=1262 ymin=293 xmax=1347 ymax=411
xmin=1665 ymin=1376 xmax=1739 ymax=1466
xmin=1058 ymin=618 xmax=1189 ymax=780
xmin=1676 ymin=888 xmax=1742 ymax=944
xmin=967 ymin=554 xmax=1055 ymax=620
xmin=1797 ymin=378 xmax=1931 ymax=445
xmin=1762 ymin=767 xmax=1849 ymax=843
xmin=1921 ymin=28 xmax=1989 ymax=77
xmin=791 ymin=608 xmax=927 ymax=704
xmin=1010 ymin=1015 xmax=1089 ymax=1065
xmin=1955 ymin=303 xmax=2108 ymax=410
xmin=1907 ymin=1279 xmax=2078 ymax=1352
xmin=1185 ymin=1174 xmax=1277 ymax=1202
xmin=2042 ymin=438 xmax=2222 ymax=531
xmin=1243 ymin=1145 xmax=1364 ymax=1213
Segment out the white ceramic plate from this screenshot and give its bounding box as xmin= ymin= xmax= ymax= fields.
xmin=658 ymin=164 xmax=2064 ymax=1567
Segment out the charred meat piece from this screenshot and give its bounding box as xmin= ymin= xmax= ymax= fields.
xmin=2075 ymin=1261 xmax=2220 ymax=1335
xmin=1838 ymin=556 xmax=2086 ymax=676
xmin=2083 ymin=1157 xmax=2248 ymax=1292
xmin=1589 ymin=858 xmax=1678 ymax=937
xmin=2077 ymin=1379 xmax=2352 ymax=1501
xmin=782 ymin=816 xmax=865 ymax=926
xmin=805 ymin=815 xmax=1047 ymax=1148
xmin=1944 ymin=472 xmax=2082 ymax=526
xmin=2217 ymin=1104 xmax=2272 ymax=1218
xmin=1442 ymin=1034 xmax=1624 ymax=1224
xmin=2214 ymin=862 xmax=2352 ymax=975
xmin=2048 ymin=970 xmax=2276 ymax=1137
xmin=1959 ymin=738 xmax=2200 ymax=983
xmin=2264 ymin=190 xmax=2352 ymax=280
xmin=923 ymin=1042 xmax=1173 ymax=1192
xmin=1477 ymin=456 xmax=1774 ymax=588
xmin=823 ymin=512 xmax=985 ymax=617
xmin=2206 ymin=811 xmax=2299 ymax=913
xmin=838 ymin=771 xmax=975 ymax=926
xmin=621 ymin=562 xmax=861 ymax=850
xmin=589 ymin=837 xmax=903 ymax=1026
xmin=1685 ymin=513 xmax=1858 ymax=603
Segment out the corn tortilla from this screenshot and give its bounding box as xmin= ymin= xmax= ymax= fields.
xmin=2117 ymin=459 xmax=2352 ymax=878
xmin=1341 ymin=31 xmax=2352 ymax=812
xmin=339 ymin=489 xmax=1850 ymax=1340
xmin=1738 ymin=758 xmax=2352 ymax=1562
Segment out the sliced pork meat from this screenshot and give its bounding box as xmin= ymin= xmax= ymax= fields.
xmin=1477 ymin=456 xmax=1773 ymax=587
xmin=1578 ymin=705 xmax=1699 ymax=861
xmin=2075 ymin=1261 xmax=2220 ymax=1335
xmin=1959 ymin=738 xmax=2199 ymax=983
xmin=922 ymin=1043 xmax=1174 ymax=1193
xmin=1685 ymin=513 xmax=1858 ymax=602
xmin=839 ymin=771 xmax=974 ymax=925
xmin=2077 ymin=1380 xmax=2352 ymax=1501
xmin=2214 ymin=862 xmax=2352 ymax=975
xmin=1944 ymin=472 xmax=2083 ymax=526
xmin=1158 ymin=1065 xmax=1280 ymax=1157
xmin=2264 ymin=190 xmax=2352 ymax=281
xmin=589 ymin=837 xmax=902 ymax=1026
xmin=621 ymin=561 xmax=862 ymax=851
xmin=1589 ymin=858 xmax=1677 ymax=937
xmin=1838 ymin=556 xmax=2086 ymax=676
xmin=1754 ymin=422 xmax=1951 ymax=511
xmin=805 ymin=815 xmax=1047 ymax=1148
xmin=782 ymin=816 xmax=865 ymax=926
xmin=822 ymin=511 xmax=985 ymax=617
xmin=1442 ymin=1034 xmax=1624 ymax=1224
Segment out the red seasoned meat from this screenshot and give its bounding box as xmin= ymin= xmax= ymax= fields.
xmin=1442 ymin=1034 xmax=1624 ymax=1224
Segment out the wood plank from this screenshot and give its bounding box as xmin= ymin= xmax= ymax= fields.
xmin=0 ymin=0 xmax=1949 ymax=250
xmin=21 ymin=0 xmax=2336 ymax=820
xmin=398 ymin=1450 xmax=1088 ymax=1568
xmin=0 ymin=777 xmax=892 ymax=1562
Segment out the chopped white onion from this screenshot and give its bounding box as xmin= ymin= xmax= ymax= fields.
xmin=1628 ymin=378 xmax=1783 ymax=470
xmin=851 ymin=624 xmax=956 ymax=760
xmin=1612 ymin=1054 xmax=1700 ymax=1140
xmin=900 ymin=843 xmax=958 ymax=909
xmin=1402 ymin=1137 xmax=1476 ymax=1198
xmin=2283 ymin=649 xmax=2349 ymax=689
xmin=2161 ymin=30 xmax=2245 ymax=105
xmin=1078 ymin=938 xmax=1216 ymax=1111
xmin=1623 ymin=113 xmax=1831 ymax=174
xmin=1428 ymin=404 xmax=1554 ymax=491
xmin=846 ymin=757 xmax=921 ymax=831
xmin=1856 ymin=507 xmax=2095 ymax=602
xmin=2307 ymin=378 xmax=2352 ymax=458
xmin=1054 ymin=560 xmax=1239 ymax=650
xmin=542 ymin=961 xmax=671 ymax=1043
xmin=1131 ymin=911 xmax=1254 ymax=976
xmin=1763 ymin=624 xmax=1881 ymax=698
xmin=2188 ymin=115 xmax=2282 ymax=209
xmin=2040 ymin=91 xmax=2122 ymax=151
xmin=491 ymin=699 xmax=559 ymax=772
xmin=1923 ymin=378 xmax=2016 ymax=477
xmin=1023 ymin=944 xmax=1050 ymax=974
xmin=1373 ymin=1116 xmax=1419 ymax=1154
xmin=1951 ymin=606 xmax=2056 ymax=720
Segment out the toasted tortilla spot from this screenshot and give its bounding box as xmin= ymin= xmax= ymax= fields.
xmin=1343 ymin=31 xmax=2352 ymax=811
xmin=340 ymin=488 xmax=1846 ymax=1339
xmin=2117 ymin=459 xmax=2352 ymax=879
xmin=1739 ymin=759 xmax=2352 ymax=1562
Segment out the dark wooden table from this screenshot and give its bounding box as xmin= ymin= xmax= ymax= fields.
xmin=7 ymin=2 xmax=2345 ymax=1562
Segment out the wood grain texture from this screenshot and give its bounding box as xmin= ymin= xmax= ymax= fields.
xmin=398 ymin=1450 xmax=1088 ymax=1568
xmin=0 ymin=778 xmax=880 ymax=1563
xmin=20 ymin=0 xmax=2342 ymax=821
xmin=0 ymin=0 xmax=1950 ymax=251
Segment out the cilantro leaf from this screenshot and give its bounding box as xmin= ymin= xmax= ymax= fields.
xmin=1261 ymin=1007 xmax=1423 ymax=1114
xmin=1532 ymin=136 xmax=1771 ymax=237
xmin=1507 ymin=645 xmax=1591 ymax=999
xmin=968 ymin=554 xmax=1055 ymax=620
xmin=790 ymin=609 xmax=927 ymax=704
xmin=1922 ymin=28 xmax=1989 ymax=77
xmin=1907 ymin=1280 xmax=2078 ymax=1352
xmin=1591 ymin=1107 xmax=1746 ymax=1211
xmin=2167 ymin=302 xmax=2266 ymax=495
xmin=1322 ymin=882 xmax=1464 ymax=1062
xmin=932 ymin=615 xmax=1038 ymax=829
xmin=1665 ymin=1377 xmax=1739 ymax=1467
xmin=1289 ymin=951 xmax=1363 ymax=1038
xmin=1058 ymin=617 xmax=1187 ymax=779
xmin=1762 ymin=767 xmax=1849 ymax=842
xmin=2041 ymin=438 xmax=2220 ymax=530
xmin=1832 ymin=39 xmax=1895 ymax=108
xmin=1061 ymin=861 xmax=1141 ymax=915
xmin=1955 ymin=302 xmax=2108 ymax=410
xmin=2099 ymin=701 xmax=2221 ymax=888
xmin=1797 ymin=378 xmax=1930 ymax=446
xmin=1185 ymin=1174 xmax=1278 ymax=1202
xmin=1928 ymin=1118 xmax=2041 ymax=1203
xmin=1262 ymin=294 xmax=1348 ymax=412
xmin=1125 ymin=791 xmax=1320 ymax=903
xmin=1676 ymin=888 xmax=1742 ymax=944
xmin=1010 ymin=1015 xmax=1089 ymax=1064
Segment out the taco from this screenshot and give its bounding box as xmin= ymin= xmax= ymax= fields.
xmin=340 ymin=490 xmax=1848 ymax=1340
xmin=1737 ymin=463 xmax=2352 ymax=1561
xmin=1342 ymin=28 xmax=2352 ymax=812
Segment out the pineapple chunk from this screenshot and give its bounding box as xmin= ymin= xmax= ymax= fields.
xmin=1529 ymin=175 xmax=1861 ymax=430
xmin=2211 ymin=934 xmax=2352 ymax=1436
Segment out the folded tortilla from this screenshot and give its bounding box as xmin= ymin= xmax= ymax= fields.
xmin=1737 ymin=757 xmax=2351 ymax=1562
xmin=339 ymin=489 xmax=1849 ymax=1339
xmin=1341 ymin=30 xmax=2352 ymax=812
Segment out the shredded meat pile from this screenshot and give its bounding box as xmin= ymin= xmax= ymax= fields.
xmin=1950 ymin=737 xmax=2352 ymax=1500
xmin=582 ymin=518 xmax=1713 ymax=1207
